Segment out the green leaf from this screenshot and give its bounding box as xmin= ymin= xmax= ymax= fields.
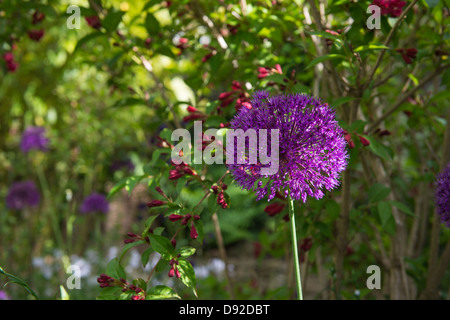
xmin=147 ymin=234 xmax=176 ymax=260
xmin=142 ymin=215 xmax=159 ymax=237
xmin=325 ymin=200 xmax=340 ymax=220
xmin=377 ymin=202 xmax=396 ymax=235
xmin=193 ymin=219 xmax=204 ymax=243
xmin=177 ymin=246 xmax=196 ymax=258
xmin=102 ymin=10 xmax=124 ymax=32
xmin=159 ymin=128 xmax=173 ymax=142
xmin=292 ymin=83 xmax=311 ymax=94
xmin=112 ymin=97 xmax=146 ymax=108
xmin=349 ymin=120 xmax=367 ymax=133
xmin=353 ymin=44 xmax=390 ymax=53
xmin=362 ymin=135 xmax=393 ymax=160
xmin=331 ymin=96 xmax=355 ymax=107
xmin=0 ymin=266 xmax=39 ymax=299
xmin=59 ymin=285 xmax=70 ymax=300
xmin=133 ymin=278 xmax=147 ymax=292
xmin=151 ymin=148 xmax=171 ymax=166
xmin=263 ymin=73 xmax=287 ymax=84
xmin=106 ymin=258 xmax=126 ymax=280
xmin=96 ymin=286 xmax=121 ymax=300
xmin=107 ymin=177 xmax=127 ymax=199
xmin=389 ymin=201 xmax=415 ymax=217
xmin=141 ymin=247 xmax=154 ymax=267
xmin=125 ymin=175 xmax=145 ymax=196
xmin=145 ymin=13 xmax=160 ymax=35
xmin=74 ymin=32 xmax=106 ymax=53
xmin=377 ymin=201 xmax=392 ymax=226
xmin=305 ymin=30 xmax=342 ymax=43
xmin=368 ymin=183 xmax=391 ymax=203
xmin=177 ymin=259 xmax=197 ymax=297
xmin=147 ymin=285 xmax=181 ymax=300
xmin=305 ymin=54 xmax=346 ymax=70
xmin=119 ymin=240 xmax=145 ymax=263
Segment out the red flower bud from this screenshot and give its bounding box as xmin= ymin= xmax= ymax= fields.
xmin=358 ymin=135 xmax=370 ymax=147
xmin=300 ymin=238 xmax=313 ymax=252
xmin=231 ymin=81 xmax=242 ymax=90
xmin=147 ymin=199 xmax=167 ymax=208
xmin=190 ymin=221 xmax=198 ymax=239
xmin=187 ymin=105 xmax=198 ymax=113
xmin=168 ymin=214 xmax=184 ymax=222
xmin=182 ymin=113 xmax=206 ymax=122
xmin=32 ymin=11 xmax=45 ymax=25
xmin=85 ymin=16 xmax=101 ymax=29
xmin=168 ymin=267 xmax=175 ymax=277
xmin=28 ymin=29 xmax=44 ymax=41
xmin=264 ymin=202 xmax=285 ymax=217
xmin=218 ymin=91 xmax=234 ymax=100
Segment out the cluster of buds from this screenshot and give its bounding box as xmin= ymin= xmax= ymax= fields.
xmin=183 ymin=105 xmax=207 ymax=122
xmin=217 ymin=80 xmax=251 ymax=112
xmin=2 ymin=52 xmax=18 ymax=73
xmin=97 ymin=274 xmax=145 ymax=299
xmin=211 ymin=183 xmax=228 ymax=209
xmin=264 ymin=202 xmax=285 ymax=217
xmin=257 ymin=64 xmax=282 ymax=79
xmin=28 ymin=11 xmax=45 ymax=42
xmin=371 ymin=0 xmax=407 ymax=18
xmin=395 ymin=48 xmax=418 ymax=64
xmin=168 ymin=258 xmax=181 ymax=278
xmin=343 ymin=130 xmax=370 ymax=149
xmin=123 ymin=232 xmax=149 ymax=244
xmin=169 ymin=161 xmax=197 ymax=180
xmin=85 ymin=15 xmax=102 ymax=29
xmin=168 ymin=213 xmax=200 ymax=239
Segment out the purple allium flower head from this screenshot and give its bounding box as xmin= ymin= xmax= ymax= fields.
xmin=435 ymin=163 xmax=450 ymax=228
xmin=20 ymin=126 xmax=49 ymax=153
xmin=0 ymin=290 xmax=11 ymax=300
xmin=80 ymin=193 xmax=109 ymax=214
xmin=227 ymin=91 xmax=349 ymax=202
xmin=6 ymin=180 xmax=41 ymax=210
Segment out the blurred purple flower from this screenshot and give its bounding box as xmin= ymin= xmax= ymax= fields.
xmin=80 ymin=193 xmax=109 ymax=214
xmin=227 ymin=91 xmax=348 ymax=202
xmin=110 ymin=158 xmax=135 ymax=173
xmin=0 ymin=290 xmax=11 ymax=300
xmin=435 ymin=163 xmax=450 ymax=228
xmin=20 ymin=126 xmax=49 ymax=153
xmin=6 ymin=180 xmax=41 ymax=210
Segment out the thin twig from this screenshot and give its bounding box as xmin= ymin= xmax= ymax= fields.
xmin=364 ymin=0 xmax=420 ymax=90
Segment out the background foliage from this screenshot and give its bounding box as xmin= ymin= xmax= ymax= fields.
xmin=0 ymin=0 xmax=449 ymax=300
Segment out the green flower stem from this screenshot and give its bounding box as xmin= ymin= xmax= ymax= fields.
xmin=288 ymin=195 xmax=303 ymax=300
